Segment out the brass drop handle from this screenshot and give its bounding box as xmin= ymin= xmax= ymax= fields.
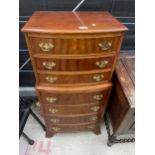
xmin=50 ymin=118 xmax=60 ymax=123
xmin=93 ymin=74 xmax=104 ymax=82
xmin=46 ymin=97 xmax=57 ymax=103
xmin=87 ymin=125 xmax=95 ymax=129
xmin=98 ymin=42 xmax=112 ymax=51
xmin=91 ymin=106 xmax=100 ymax=112
xmin=39 ymin=43 xmax=54 ymax=52
xmin=51 ymin=127 xmax=60 ymax=131
xmin=46 ymin=76 xmax=58 ymax=83
xmin=95 ymin=60 xmax=108 ymax=68
xmin=42 ymin=61 xmax=56 ymax=70
xmin=48 ymin=108 xmax=58 ymax=114
xmin=93 ymin=94 xmax=103 ymax=101
xmin=89 ymin=116 xmax=98 ymax=121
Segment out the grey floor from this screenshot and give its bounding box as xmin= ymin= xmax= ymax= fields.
xmin=19 ymin=107 xmax=135 ymax=155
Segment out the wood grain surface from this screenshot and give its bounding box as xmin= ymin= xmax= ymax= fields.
xmin=21 ymin=11 xmax=128 ymax=34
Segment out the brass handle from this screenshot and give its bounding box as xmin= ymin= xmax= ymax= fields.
xmin=51 ymin=127 xmax=60 ymax=131
xmin=89 ymin=116 xmax=98 ymax=121
xmin=91 ymin=106 xmax=100 ymax=112
xmin=46 ymin=97 xmax=57 ymax=103
xmin=48 ymin=108 xmax=58 ymax=114
xmin=95 ymin=60 xmax=108 ymax=68
xmin=98 ymin=42 xmax=112 ymax=51
xmin=87 ymin=125 xmax=95 ymax=129
xmin=46 ymin=76 xmax=58 ymax=83
xmin=50 ymin=118 xmax=60 ymax=123
xmin=93 ymin=74 xmax=104 ymax=82
xmin=42 ymin=61 xmax=56 ymax=70
xmin=93 ymin=95 xmax=103 ymax=101
xmin=39 ymin=43 xmax=54 ymax=52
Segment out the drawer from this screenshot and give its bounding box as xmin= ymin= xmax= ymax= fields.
xmin=37 ymin=85 xmax=112 ymax=105
xmin=29 ymin=36 xmax=121 ymax=55
xmin=48 ymin=122 xmax=99 ymax=133
xmin=34 ymin=55 xmax=115 ymax=71
xmin=37 ymin=70 xmax=111 ymax=85
xmin=44 ymin=103 xmax=103 ymax=115
xmin=45 ymin=113 xmax=101 ymax=125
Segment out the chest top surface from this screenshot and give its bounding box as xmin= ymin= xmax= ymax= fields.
xmin=21 ymin=11 xmax=128 ymax=34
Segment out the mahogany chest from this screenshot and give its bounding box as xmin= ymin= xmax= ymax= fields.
xmin=21 ymin=11 xmax=127 ymax=137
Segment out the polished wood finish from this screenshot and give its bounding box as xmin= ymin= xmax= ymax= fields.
xmin=107 ymin=53 xmax=135 ymax=136
xmin=46 ymin=122 xmax=100 ymax=136
xmin=37 ymin=70 xmax=112 ymax=85
xmin=45 ymin=113 xmax=101 ymax=125
xmin=29 ymin=35 xmax=121 ymax=55
xmin=37 ymin=84 xmax=112 ymax=105
xmin=44 ymin=103 xmax=103 ymax=116
xmin=21 ymin=11 xmax=128 ymax=34
xmin=22 ymin=11 xmax=127 ymax=137
xmin=34 ymin=54 xmax=115 ymax=71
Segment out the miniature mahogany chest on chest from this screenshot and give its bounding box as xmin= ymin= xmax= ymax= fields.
xmin=22 ymin=11 xmax=127 ymax=137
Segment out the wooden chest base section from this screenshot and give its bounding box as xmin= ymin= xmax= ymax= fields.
xmin=37 ymin=83 xmax=112 ymax=137
xmin=46 ymin=122 xmax=101 ymax=137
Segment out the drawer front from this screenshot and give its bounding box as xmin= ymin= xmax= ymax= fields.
xmin=38 ymin=70 xmax=111 ymax=85
xmin=45 ymin=113 xmax=101 ymax=125
xmin=29 ymin=36 xmax=121 ymax=55
xmin=35 ymin=55 xmax=115 ymax=71
xmin=48 ymin=122 xmax=99 ymax=133
xmin=39 ymin=89 xmax=111 ymax=105
xmin=44 ymin=103 xmax=103 ymax=115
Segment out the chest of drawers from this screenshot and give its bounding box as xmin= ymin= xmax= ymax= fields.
xmin=21 ymin=11 xmax=127 ymax=137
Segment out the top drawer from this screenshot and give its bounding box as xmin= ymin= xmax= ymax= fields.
xmin=29 ymin=35 xmax=122 ymax=55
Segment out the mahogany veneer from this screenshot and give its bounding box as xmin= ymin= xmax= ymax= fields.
xmin=22 ymin=11 xmax=127 ymax=137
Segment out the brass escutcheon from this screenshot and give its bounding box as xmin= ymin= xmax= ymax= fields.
xmin=46 ymin=76 xmax=58 ymax=83
xmin=39 ymin=43 xmax=54 ymax=52
xmin=46 ymin=97 xmax=57 ymax=103
xmin=93 ymin=74 xmax=104 ymax=82
xmin=48 ymin=108 xmax=58 ymax=114
xmin=91 ymin=106 xmax=100 ymax=112
xmin=95 ymin=60 xmax=108 ymax=68
xmin=89 ymin=116 xmax=98 ymax=121
xmin=93 ymin=94 xmax=103 ymax=101
xmin=98 ymin=42 xmax=112 ymax=51
xmin=51 ymin=127 xmax=60 ymax=131
xmin=50 ymin=118 xmax=60 ymax=123
xmin=42 ymin=61 xmax=56 ymax=70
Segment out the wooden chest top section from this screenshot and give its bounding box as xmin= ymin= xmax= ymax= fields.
xmin=21 ymin=11 xmax=128 ymax=34
xmin=115 ymin=53 xmax=135 ymax=108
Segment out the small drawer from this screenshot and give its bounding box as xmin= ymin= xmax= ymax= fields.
xmin=48 ymin=122 xmax=99 ymax=133
xmin=44 ymin=103 xmax=103 ymax=115
xmin=37 ymin=70 xmax=111 ymax=85
xmin=45 ymin=113 xmax=101 ymax=125
xmin=34 ymin=55 xmax=115 ymax=71
xmin=29 ymin=36 xmax=121 ymax=55
xmin=38 ymin=86 xmax=112 ymax=105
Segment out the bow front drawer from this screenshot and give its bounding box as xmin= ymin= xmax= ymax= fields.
xmin=37 ymin=84 xmax=112 ymax=105
xmin=29 ymin=35 xmax=122 ymax=55
xmin=37 ymin=70 xmax=111 ymax=85
xmin=44 ymin=103 xmax=103 ymax=116
xmin=45 ymin=113 xmax=101 ymax=125
xmin=48 ymin=122 xmax=99 ymax=133
xmin=34 ymin=55 xmax=115 ymax=71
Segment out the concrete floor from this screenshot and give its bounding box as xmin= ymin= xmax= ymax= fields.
xmin=19 ymin=108 xmax=135 ymax=155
